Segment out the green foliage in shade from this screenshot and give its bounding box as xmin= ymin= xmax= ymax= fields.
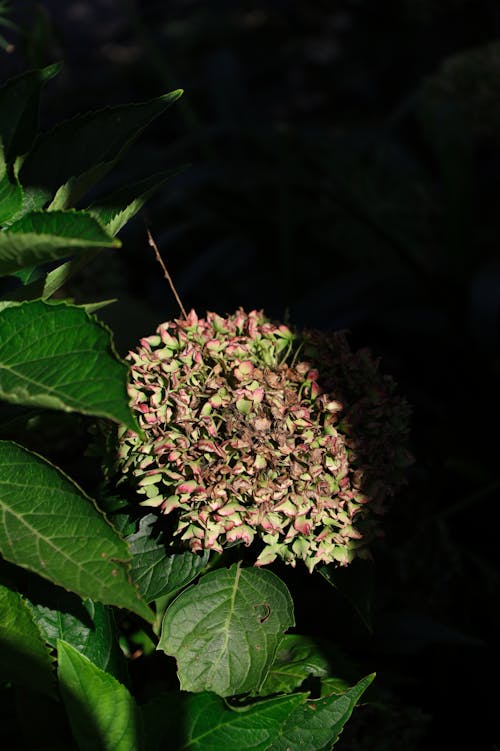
xmin=141 ymin=676 xmax=374 ymax=751
xmin=127 ymin=514 xmax=210 ymax=603
xmin=0 ymin=52 xmax=377 ymax=749
xmin=0 ymin=301 xmax=137 ymax=430
xmin=0 ymin=210 xmax=119 ymax=277
xmin=0 ymin=441 xmax=153 ymax=623
xmin=0 ymin=582 xmax=56 ymax=698
xmin=270 ymin=673 xmax=375 ymax=751
xmin=88 ymin=168 xmax=183 ymax=236
xmin=141 ymin=690 xmax=304 ymax=751
xmin=0 ymin=63 xmax=60 ymax=165
xmin=158 ymin=564 xmax=295 ymax=697
xmin=29 ymin=595 xmax=126 ymax=680
xmin=20 ymin=89 xmax=183 ymax=211
xmin=0 ymin=168 xmax=23 ymax=224
xmin=258 ymin=634 xmax=329 ymax=696
xmin=1 ymin=249 xmax=104 ymax=307
xmin=39 ymin=251 xmax=101 ymax=299
xmin=57 ymin=640 xmax=140 ymax=751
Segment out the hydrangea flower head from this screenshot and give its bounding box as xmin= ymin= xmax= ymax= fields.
xmin=115 ymin=309 xmax=410 ymax=572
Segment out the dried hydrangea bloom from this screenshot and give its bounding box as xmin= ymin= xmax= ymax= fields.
xmin=115 ymin=309 xmax=411 ymax=572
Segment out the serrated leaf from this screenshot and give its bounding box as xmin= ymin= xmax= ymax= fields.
xmin=88 ymin=168 xmax=183 ymax=236
xmin=259 ymin=634 xmax=329 ymax=696
xmin=0 ymin=300 xmax=137 ymax=430
xmin=270 ymin=673 xmax=375 ymax=751
xmin=141 ymin=690 xmax=304 ymax=751
xmin=0 ymin=210 xmax=119 ymax=277
xmin=0 ymin=581 xmax=56 ymax=697
xmin=0 ymin=300 xmax=17 ymax=312
xmin=57 ymin=640 xmax=140 ymax=751
xmin=0 ymin=63 xmax=60 ymax=165
xmin=20 ymin=90 xmax=183 ymax=211
xmin=158 ymin=564 xmax=295 ymax=697
xmin=0 ymin=441 xmax=153 ymax=623
xmin=127 ymin=514 xmax=209 ymax=603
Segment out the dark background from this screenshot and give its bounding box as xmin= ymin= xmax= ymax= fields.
xmin=3 ymin=1 xmax=499 ymax=748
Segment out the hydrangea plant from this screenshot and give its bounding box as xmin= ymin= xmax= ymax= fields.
xmin=0 ymin=60 xmax=394 ymax=748
xmin=114 ymin=309 xmax=411 ymax=572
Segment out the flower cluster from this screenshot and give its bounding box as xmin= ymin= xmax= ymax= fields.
xmin=114 ymin=309 xmax=410 ymax=571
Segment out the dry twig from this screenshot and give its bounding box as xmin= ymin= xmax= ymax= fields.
xmin=146 ymin=226 xmax=188 ymax=319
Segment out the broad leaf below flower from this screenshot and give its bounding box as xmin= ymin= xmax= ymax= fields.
xmin=158 ymin=563 xmax=295 ymax=697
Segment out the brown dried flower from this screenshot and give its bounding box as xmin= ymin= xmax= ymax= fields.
xmin=114 ymin=309 xmax=411 ymax=571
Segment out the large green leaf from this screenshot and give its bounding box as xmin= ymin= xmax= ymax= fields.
xmin=57 ymin=640 xmax=140 ymax=751
xmin=0 ymin=63 xmax=60 ymax=165
xmin=141 ymin=690 xmax=304 ymax=751
xmin=20 ymin=90 xmax=183 ymax=211
xmin=0 ymin=441 xmax=153 ymax=622
xmin=0 ymin=581 xmax=56 ymax=697
xmin=258 ymin=634 xmax=329 ymax=696
xmin=270 ymin=673 xmax=375 ymax=751
xmin=142 ymin=681 xmax=373 ymax=751
xmin=0 ymin=300 xmax=137 ymax=430
xmin=0 ymin=210 xmax=119 ymax=276
xmin=158 ymin=564 xmax=295 ymax=697
xmin=127 ymin=514 xmax=209 ymax=603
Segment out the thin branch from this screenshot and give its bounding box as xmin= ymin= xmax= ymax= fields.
xmin=146 ymin=226 xmax=188 ymax=319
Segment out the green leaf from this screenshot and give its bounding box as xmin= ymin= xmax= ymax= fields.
xmin=57 ymin=640 xmax=140 ymax=751
xmin=88 ymin=168 xmax=183 ymax=236
xmin=82 ymin=299 xmax=117 ymax=313
xmin=127 ymin=514 xmax=209 ymax=603
xmin=258 ymin=634 xmax=329 ymax=696
xmin=9 ymin=264 xmax=41 ymax=285
xmin=96 ymin=493 xmax=137 ymax=538
xmin=2 ymin=249 xmax=103 ymax=304
xmin=0 ymin=63 xmax=60 ymax=165
xmin=20 ymin=90 xmax=183 ymax=211
xmin=0 ymin=558 xmax=124 ymax=678
xmin=0 ymin=441 xmax=153 ymax=623
xmin=141 ymin=690 xmax=304 ymax=751
xmin=0 ymin=210 xmax=119 ymax=277
xmin=0 ymin=169 xmax=23 ymax=224
xmin=30 ymin=595 xmax=126 ymax=679
xmin=158 ymin=563 xmax=295 ymax=697
xmin=0 ymin=300 xmax=137 ymax=430
xmin=0 ymin=581 xmax=56 ymax=697
xmin=270 ymin=673 xmax=375 ymax=751
xmin=41 ymin=251 xmax=101 ymax=299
